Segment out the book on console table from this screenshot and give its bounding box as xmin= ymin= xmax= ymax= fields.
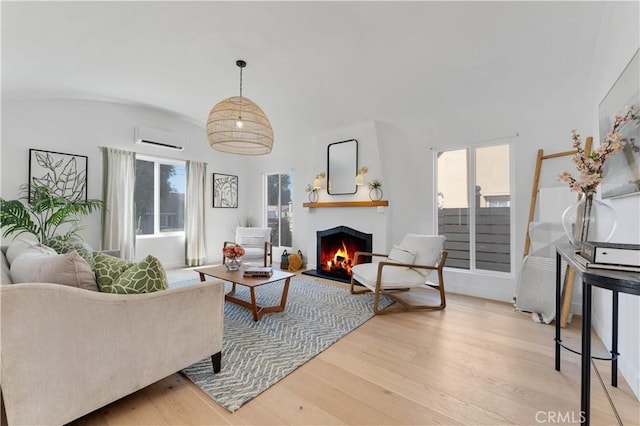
xmin=574 ymin=252 xmax=640 ymax=273
xmin=243 ymin=266 xmax=274 ymax=277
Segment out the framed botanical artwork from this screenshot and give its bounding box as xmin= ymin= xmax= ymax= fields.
xmin=213 ymin=173 xmax=238 ymax=208
xmin=599 ymin=49 xmax=640 ymax=199
xmin=29 ymin=149 xmax=88 ymax=202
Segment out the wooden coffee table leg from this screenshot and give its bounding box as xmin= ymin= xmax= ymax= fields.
xmin=227 ymin=282 xmax=237 ymax=296
xmin=223 ymin=278 xmax=293 ymax=322
xmin=249 ymin=287 xmax=259 ymax=321
xmin=278 ymin=277 xmax=291 ymax=310
xmin=199 ymin=272 xmax=206 ymax=282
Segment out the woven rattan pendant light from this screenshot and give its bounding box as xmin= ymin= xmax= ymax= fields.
xmin=207 ymin=60 xmax=274 ymax=155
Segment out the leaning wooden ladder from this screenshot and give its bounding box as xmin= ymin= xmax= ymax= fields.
xmin=524 ymin=137 xmax=592 ymax=328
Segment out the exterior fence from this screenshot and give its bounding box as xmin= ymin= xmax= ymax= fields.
xmin=437 ymin=207 xmax=510 ymax=272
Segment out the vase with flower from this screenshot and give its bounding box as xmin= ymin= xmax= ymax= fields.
xmin=558 ymin=106 xmax=638 ymax=246
xmin=223 ymin=243 xmax=245 ymax=271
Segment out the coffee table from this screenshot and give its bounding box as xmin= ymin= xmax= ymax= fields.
xmin=195 ymin=265 xmax=295 ymax=321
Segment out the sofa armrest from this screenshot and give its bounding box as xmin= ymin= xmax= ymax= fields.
xmin=0 ymin=280 xmax=225 ymax=426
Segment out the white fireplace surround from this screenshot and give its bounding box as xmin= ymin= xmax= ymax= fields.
xmin=301 ymin=121 xmax=389 ymax=271
xmin=303 ymin=206 xmax=389 ymax=272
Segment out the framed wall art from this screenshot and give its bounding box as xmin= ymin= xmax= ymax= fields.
xmin=213 ymin=173 xmax=238 ymax=208
xmin=29 ymin=149 xmax=88 ymax=202
xmin=599 ymin=48 xmax=640 ymax=199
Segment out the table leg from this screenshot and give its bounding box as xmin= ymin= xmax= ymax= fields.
xmin=581 ymin=279 xmax=592 ymax=425
xmin=555 ymin=251 xmax=562 ymax=371
xmin=249 ymin=287 xmax=259 ymax=321
xmin=224 ymin=279 xmax=292 ymax=321
xmin=561 ymin=266 xmax=575 ymax=328
xmin=279 ymin=277 xmax=291 ymax=310
xmin=199 ymin=272 xmax=206 ymax=282
xmin=612 ymin=290 xmax=619 ymax=388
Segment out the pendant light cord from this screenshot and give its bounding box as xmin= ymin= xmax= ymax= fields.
xmin=237 ymin=60 xmax=245 ymax=122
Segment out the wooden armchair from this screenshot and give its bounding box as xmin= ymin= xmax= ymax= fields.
xmin=350 ymin=234 xmax=448 ymax=314
xmin=224 ymin=226 xmax=273 ymax=267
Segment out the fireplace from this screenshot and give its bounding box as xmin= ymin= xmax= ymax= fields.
xmin=302 ymin=226 xmax=372 ymax=283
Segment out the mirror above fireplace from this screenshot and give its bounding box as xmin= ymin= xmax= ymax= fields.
xmin=327 ymin=139 xmax=358 ymax=195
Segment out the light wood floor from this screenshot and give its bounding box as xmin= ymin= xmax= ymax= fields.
xmin=60 ymin=271 xmax=639 ymax=425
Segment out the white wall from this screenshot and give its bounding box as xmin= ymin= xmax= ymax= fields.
xmin=297 ymin=121 xmax=390 ymax=269
xmin=1 ymin=99 xmax=249 ymax=268
xmin=584 ymin=2 xmax=640 ymax=399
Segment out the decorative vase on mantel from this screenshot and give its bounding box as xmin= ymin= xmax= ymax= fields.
xmin=225 ymin=257 xmax=242 ymax=271
xmin=308 ymin=190 xmax=319 ymax=203
xmin=369 ymin=187 xmax=383 ymax=201
xmin=561 ymin=193 xmax=617 ymax=247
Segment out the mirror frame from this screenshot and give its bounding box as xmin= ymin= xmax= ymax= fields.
xmin=327 ymin=139 xmax=358 ymax=195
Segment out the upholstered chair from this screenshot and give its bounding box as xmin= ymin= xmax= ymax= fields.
xmin=224 ymin=226 xmax=273 ymax=267
xmin=350 ymin=234 xmax=448 ymax=314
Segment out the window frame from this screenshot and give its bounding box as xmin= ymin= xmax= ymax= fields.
xmin=264 ymin=171 xmax=293 ymax=249
xmin=135 ymin=154 xmax=186 ymax=239
xmin=433 ymin=140 xmax=516 ymax=277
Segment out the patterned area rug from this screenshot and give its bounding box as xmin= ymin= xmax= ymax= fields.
xmin=180 ymin=276 xmax=391 ymax=412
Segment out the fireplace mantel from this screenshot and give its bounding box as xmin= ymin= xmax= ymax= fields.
xmin=302 ymin=200 xmax=389 ymax=208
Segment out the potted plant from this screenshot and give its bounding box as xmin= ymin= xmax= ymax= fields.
xmin=368 ymin=179 xmax=383 ymax=201
xmin=305 ymin=183 xmax=319 ymax=203
xmin=0 ymin=184 xmax=104 ymax=244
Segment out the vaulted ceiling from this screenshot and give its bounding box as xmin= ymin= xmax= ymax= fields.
xmin=2 ymin=1 xmax=604 ymax=136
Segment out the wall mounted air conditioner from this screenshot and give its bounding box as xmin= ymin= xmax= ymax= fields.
xmin=134 ymin=126 xmax=185 ymax=151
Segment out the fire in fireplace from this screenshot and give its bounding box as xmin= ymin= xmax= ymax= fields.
xmin=303 ymin=226 xmax=372 ymax=283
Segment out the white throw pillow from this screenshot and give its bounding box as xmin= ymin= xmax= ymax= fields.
xmin=5 ymin=235 xmax=40 ymax=265
xmin=397 ymin=234 xmax=446 ymax=277
xmin=387 ymin=245 xmax=416 ymax=266
xmin=238 ymin=236 xmax=266 ymax=247
xmin=1 ymin=250 xmax=13 ymax=285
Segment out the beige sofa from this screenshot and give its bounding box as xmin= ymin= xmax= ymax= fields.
xmin=0 ymin=246 xmax=225 ymax=425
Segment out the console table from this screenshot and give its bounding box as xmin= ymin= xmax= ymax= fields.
xmin=555 ymin=245 xmax=640 ymax=425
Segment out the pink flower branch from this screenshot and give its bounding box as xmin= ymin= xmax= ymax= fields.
xmin=558 ymin=106 xmax=638 ymax=194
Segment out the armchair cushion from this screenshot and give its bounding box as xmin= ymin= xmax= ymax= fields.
xmin=397 ymin=234 xmax=445 ymax=277
xmin=387 ymin=245 xmax=416 ymax=267
xmin=239 ymin=236 xmax=267 ymax=246
xmin=352 ymin=262 xmax=426 ymax=290
xmin=243 ymin=246 xmax=266 ymax=258
xmin=235 ymin=227 xmax=271 ymax=247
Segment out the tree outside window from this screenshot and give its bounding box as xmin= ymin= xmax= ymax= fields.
xmin=135 ymin=158 xmax=185 ymax=236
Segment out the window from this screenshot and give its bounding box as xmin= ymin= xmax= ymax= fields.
xmin=266 ymin=173 xmax=293 ymax=247
xmin=135 ymin=157 xmax=186 ymax=236
xmin=436 ymin=143 xmax=512 ymax=273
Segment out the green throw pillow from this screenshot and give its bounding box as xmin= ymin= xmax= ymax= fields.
xmin=46 ymin=236 xmax=95 ymax=268
xmin=93 ymin=251 xmax=133 ymax=289
xmin=99 ymin=255 xmax=168 ymax=294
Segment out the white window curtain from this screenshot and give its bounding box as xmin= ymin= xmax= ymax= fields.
xmin=185 ymin=160 xmax=207 ymax=266
xmin=101 ymin=147 xmax=136 ymax=262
